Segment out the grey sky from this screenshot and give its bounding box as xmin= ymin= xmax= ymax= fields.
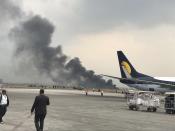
xmin=1 ymin=0 xmax=175 ymax=83
xmin=63 ymin=0 xmax=175 ymax=32
xmin=22 ymin=0 xmax=175 ymax=43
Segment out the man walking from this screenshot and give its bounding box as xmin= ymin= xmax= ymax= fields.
xmin=31 ymin=89 xmax=50 ymax=131
xmin=0 ymin=90 xmax=9 ymax=124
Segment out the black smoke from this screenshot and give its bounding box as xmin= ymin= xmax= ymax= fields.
xmin=10 ymin=15 xmax=115 ymax=88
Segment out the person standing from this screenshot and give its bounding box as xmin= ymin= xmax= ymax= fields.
xmin=31 ymin=89 xmax=50 ymax=131
xmin=0 ymin=90 xmax=9 ymax=124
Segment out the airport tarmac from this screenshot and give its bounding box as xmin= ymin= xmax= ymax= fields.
xmin=0 ymin=88 xmax=175 ymax=131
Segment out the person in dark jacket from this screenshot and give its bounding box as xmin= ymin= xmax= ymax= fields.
xmin=31 ymin=89 xmax=50 ymax=131
xmin=0 ymin=90 xmax=9 ymax=124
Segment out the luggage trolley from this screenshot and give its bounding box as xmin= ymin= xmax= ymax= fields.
xmin=127 ymin=91 xmax=160 ymax=112
xmin=165 ymin=92 xmax=175 ymax=114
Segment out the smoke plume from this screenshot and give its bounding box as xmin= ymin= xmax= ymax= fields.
xmin=10 ymin=15 xmax=114 ymax=88
xmin=0 ymin=0 xmax=21 ymax=23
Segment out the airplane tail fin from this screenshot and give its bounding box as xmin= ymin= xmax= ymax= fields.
xmin=117 ymin=51 xmax=147 ymax=78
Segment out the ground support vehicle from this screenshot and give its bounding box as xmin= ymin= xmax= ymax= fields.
xmin=165 ymin=92 xmax=175 ymax=114
xmin=127 ymin=91 xmax=160 ymax=112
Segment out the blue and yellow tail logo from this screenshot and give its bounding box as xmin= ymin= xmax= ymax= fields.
xmin=121 ymin=61 xmax=131 ymax=74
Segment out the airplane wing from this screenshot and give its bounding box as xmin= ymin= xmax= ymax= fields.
xmin=101 ymin=74 xmax=175 ymax=87
xmin=100 ymin=74 xmax=122 ymax=80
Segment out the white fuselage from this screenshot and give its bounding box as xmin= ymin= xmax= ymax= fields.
xmin=125 ymin=77 xmax=175 ymax=92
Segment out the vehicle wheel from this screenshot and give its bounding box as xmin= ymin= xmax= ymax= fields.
xmin=171 ymin=110 xmax=175 ymax=114
xmin=147 ymin=107 xmax=151 ymax=112
xmin=153 ymin=107 xmax=157 ymax=112
xmin=170 ymin=110 xmax=173 ymax=114
xmin=135 ymin=106 xmax=139 ymax=111
xmin=129 ymin=105 xmax=133 ymax=110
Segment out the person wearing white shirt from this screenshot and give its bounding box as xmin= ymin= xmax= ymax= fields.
xmin=0 ymin=90 xmax=9 ymax=124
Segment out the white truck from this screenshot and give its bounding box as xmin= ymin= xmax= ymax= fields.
xmin=127 ymin=91 xmax=160 ymax=112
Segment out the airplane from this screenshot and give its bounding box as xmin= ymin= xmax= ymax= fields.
xmin=102 ymin=51 xmax=175 ymax=93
